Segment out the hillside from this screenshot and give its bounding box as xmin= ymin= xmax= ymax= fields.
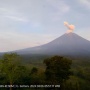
xmin=12 ymin=33 xmax=90 ymax=59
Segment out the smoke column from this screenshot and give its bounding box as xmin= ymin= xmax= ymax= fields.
xmin=64 ymin=21 xmax=75 ymax=33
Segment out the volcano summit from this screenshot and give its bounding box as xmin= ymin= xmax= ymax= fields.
xmin=14 ymin=32 xmax=90 ymax=59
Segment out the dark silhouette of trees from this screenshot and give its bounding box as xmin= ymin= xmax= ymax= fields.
xmin=44 ymin=56 xmax=72 ymax=86
xmin=31 ymin=67 xmax=38 ymax=74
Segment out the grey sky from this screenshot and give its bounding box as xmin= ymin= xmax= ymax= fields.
xmin=0 ymin=0 xmax=90 ymax=52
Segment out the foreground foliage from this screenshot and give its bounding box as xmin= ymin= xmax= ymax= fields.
xmin=44 ymin=56 xmax=72 ymax=84
xmin=0 ymin=53 xmax=90 ymax=90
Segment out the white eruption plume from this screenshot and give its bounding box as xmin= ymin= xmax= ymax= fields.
xmin=64 ymin=21 xmax=75 ymax=33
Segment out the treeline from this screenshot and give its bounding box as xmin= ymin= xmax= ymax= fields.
xmin=0 ymin=53 xmax=90 ymax=90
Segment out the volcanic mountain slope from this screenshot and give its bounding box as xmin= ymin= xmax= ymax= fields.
xmin=14 ymin=33 xmax=90 ymax=58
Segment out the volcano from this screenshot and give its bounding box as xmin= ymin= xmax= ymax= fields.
xmin=14 ymin=33 xmax=90 ymax=58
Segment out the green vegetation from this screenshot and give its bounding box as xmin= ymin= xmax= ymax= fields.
xmin=44 ymin=56 xmax=72 ymax=84
xmin=0 ymin=53 xmax=90 ymax=90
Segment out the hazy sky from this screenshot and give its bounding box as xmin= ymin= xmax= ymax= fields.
xmin=0 ymin=0 xmax=90 ymax=52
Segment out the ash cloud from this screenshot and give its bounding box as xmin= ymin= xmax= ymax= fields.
xmin=64 ymin=21 xmax=75 ymax=33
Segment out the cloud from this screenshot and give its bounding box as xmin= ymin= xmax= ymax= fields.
xmin=79 ymin=0 xmax=90 ymax=9
xmin=0 ymin=0 xmax=70 ymax=31
xmin=0 ymin=7 xmax=28 ymax=22
xmin=46 ymin=0 xmax=70 ymax=12
xmin=64 ymin=21 xmax=75 ymax=33
xmin=1 ymin=0 xmax=90 ymax=52
xmin=5 ymin=16 xmax=28 ymax=22
xmin=0 ymin=31 xmax=57 ymax=52
xmin=45 ymin=0 xmax=70 ymax=21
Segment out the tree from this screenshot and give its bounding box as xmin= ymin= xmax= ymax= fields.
xmin=44 ymin=56 xmax=72 ymax=85
xmin=31 ymin=67 xmax=38 ymax=74
xmin=0 ymin=53 xmax=25 ymax=90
